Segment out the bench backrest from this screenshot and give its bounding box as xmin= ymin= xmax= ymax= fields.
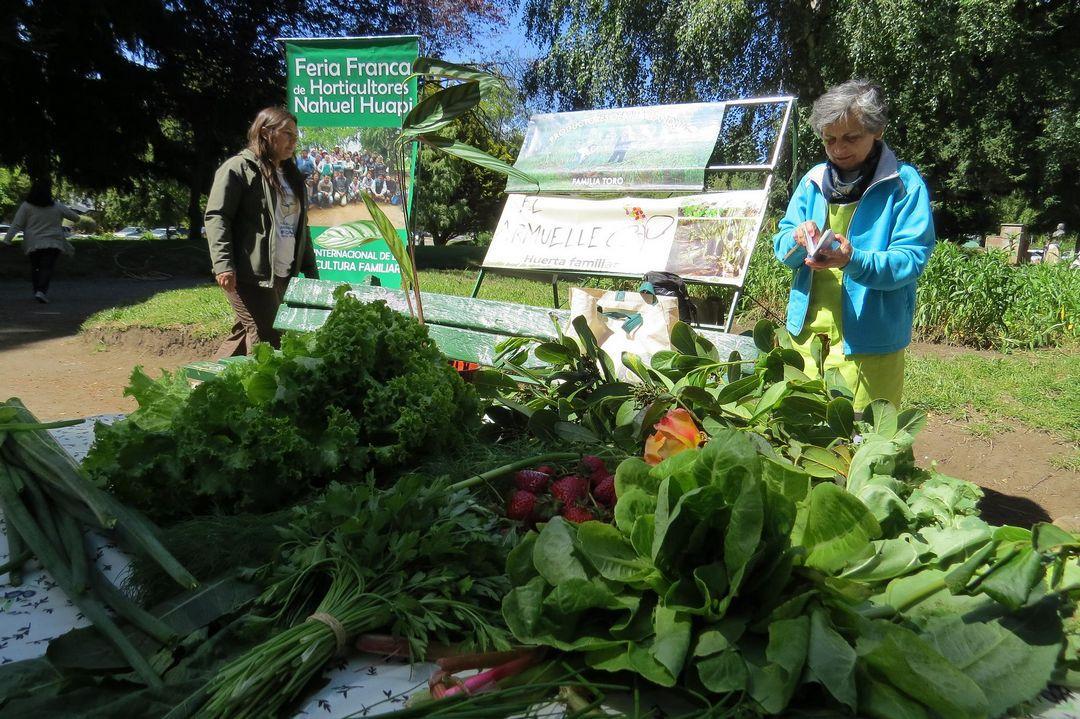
xmin=184 ymin=277 xmax=758 ymax=382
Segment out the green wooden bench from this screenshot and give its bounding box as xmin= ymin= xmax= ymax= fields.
xmin=184 ymin=277 xmax=759 ymax=382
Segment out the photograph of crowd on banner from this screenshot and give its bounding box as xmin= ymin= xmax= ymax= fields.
xmin=297 ymin=126 xmax=410 ymax=231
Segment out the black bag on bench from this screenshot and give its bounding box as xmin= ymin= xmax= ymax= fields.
xmin=640 ymin=271 xmax=697 ymax=324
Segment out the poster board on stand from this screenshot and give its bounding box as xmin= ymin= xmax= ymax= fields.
xmin=476 ymin=97 xmax=794 ymax=331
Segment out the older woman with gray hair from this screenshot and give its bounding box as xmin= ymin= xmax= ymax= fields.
xmin=773 ymin=79 xmax=935 ymax=410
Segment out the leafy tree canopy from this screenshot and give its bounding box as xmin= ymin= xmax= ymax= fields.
xmin=521 ymin=0 xmax=1080 ymax=233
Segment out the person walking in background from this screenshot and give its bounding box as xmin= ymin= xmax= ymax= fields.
xmin=773 ymin=79 xmax=935 ymax=410
xmin=2 ymin=180 xmax=81 ymax=303
xmin=205 ymin=106 xmax=319 ymax=357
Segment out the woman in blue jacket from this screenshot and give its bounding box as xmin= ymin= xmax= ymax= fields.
xmin=773 ymin=79 xmax=935 ymax=410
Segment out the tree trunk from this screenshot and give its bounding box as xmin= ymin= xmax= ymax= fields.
xmin=185 ymin=168 xmax=204 ymax=243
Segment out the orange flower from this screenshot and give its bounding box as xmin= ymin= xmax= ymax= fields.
xmin=643 ymin=408 xmax=706 ymax=465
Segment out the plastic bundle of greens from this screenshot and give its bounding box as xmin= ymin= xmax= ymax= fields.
xmin=502 ymin=430 xmax=1080 ymax=718
xmin=84 ymin=290 xmax=479 ymax=522
xmin=198 ymin=474 xmax=513 ymax=719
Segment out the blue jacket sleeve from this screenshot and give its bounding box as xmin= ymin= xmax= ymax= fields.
xmin=773 ymin=182 xmax=810 ymax=269
xmin=843 ymin=172 xmax=936 ymax=291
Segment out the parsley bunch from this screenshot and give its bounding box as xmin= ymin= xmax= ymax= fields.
xmin=85 ymin=292 xmax=478 ymax=521
xmin=201 ymin=475 xmax=512 ymax=718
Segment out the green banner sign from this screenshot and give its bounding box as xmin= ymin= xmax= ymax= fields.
xmin=284 ymin=36 xmax=419 ymax=288
xmin=506 ymin=103 xmax=727 ymax=194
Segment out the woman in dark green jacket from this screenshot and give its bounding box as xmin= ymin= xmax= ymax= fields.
xmin=205 ymin=106 xmax=319 ymax=357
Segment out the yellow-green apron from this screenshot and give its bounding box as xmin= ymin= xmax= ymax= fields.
xmin=792 ymin=202 xmax=905 ymax=410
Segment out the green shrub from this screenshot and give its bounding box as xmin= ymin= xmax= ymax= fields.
xmin=731 ymin=236 xmax=1079 ymax=350
xmin=914 ymin=243 xmax=1080 ymax=349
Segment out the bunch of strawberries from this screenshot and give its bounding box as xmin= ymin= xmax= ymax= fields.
xmin=506 ymin=455 xmax=616 ymax=526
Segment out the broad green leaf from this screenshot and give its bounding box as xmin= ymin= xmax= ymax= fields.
xmin=646 ymin=606 xmax=693 ymax=685
xmin=863 ymin=399 xmax=899 ymax=437
xmin=614 ymin=487 xmax=656 ymax=535
xmin=506 ymin=531 xmax=539 ymax=585
xmin=856 ymin=668 xmax=931 ymax=719
xmin=1032 ymin=522 xmax=1079 ymax=552
xmin=0 ymin=658 xmax=65 ymax=705
xmin=747 ymin=615 xmax=811 ymax=713
xmin=715 ymin=374 xmax=759 ymax=404
xmin=576 ymin=521 xmax=652 ymax=582
xmin=919 ymin=515 xmax=993 ymax=564
xmin=856 ymin=483 xmax=915 ymax=535
xmin=360 ymin=193 xmax=414 ymax=291
xmin=502 ymin=576 xmax=547 ymax=637
xmin=620 ymin=351 xmax=657 ymax=386
xmin=841 ymin=534 xmax=927 ymax=582
xmin=697 ymin=650 xmax=748 ymax=693
xmin=846 ymin=437 xmax=899 ymax=494
xmin=312 ymin=219 xmax=381 ymax=250
xmin=800 ymin=446 xmax=847 ymax=478
xmin=806 ymin=608 xmax=857 ymax=709
xmin=243 ymin=371 xmax=276 ymax=404
xmin=944 ymin=541 xmax=996 ymax=594
xmin=751 ymin=379 xmax=790 ymax=419
xmin=794 ymin=482 xmax=880 ymax=573
xmin=726 ymin=350 xmax=742 ymax=384
xmin=401 ymin=80 xmax=482 ymax=137
xmin=553 ymin=421 xmax=599 ymax=444
xmin=880 ymin=568 xmax=949 ymax=614
xmin=923 ymin=616 xmax=1061 ymax=718
xmin=544 ymin=576 xmax=623 ymax=614
xmin=761 ymin=457 xmax=811 ymax=503
xmin=614 ymin=457 xmax=659 ymax=496
xmin=669 ymin=321 xmax=697 ymax=355
xmin=615 ymin=399 xmax=639 ymax=427
xmin=693 ymin=429 xmax=761 ymax=493
xmin=826 ymin=396 xmax=855 ymax=437
xmin=533 ymin=517 xmax=589 ymax=585
xmin=857 ymin=620 xmax=989 ymax=719
xmin=418 ymin=134 xmax=539 ymax=189
xmin=410 ymin=57 xmax=501 ymax=94
xmin=978 ymin=545 xmax=1043 ymax=610
xmin=534 ymin=341 xmax=575 ymax=364
xmin=752 ymin=320 xmax=776 ymax=352
xmin=724 ymin=477 xmax=764 ymax=588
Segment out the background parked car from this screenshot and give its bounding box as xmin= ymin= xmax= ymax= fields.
xmin=113 ymin=226 xmax=148 ymax=239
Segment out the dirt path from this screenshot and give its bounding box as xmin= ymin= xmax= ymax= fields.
xmin=0 ymin=276 xmax=212 ymax=419
xmin=2 ymin=277 xmax=1076 ymax=526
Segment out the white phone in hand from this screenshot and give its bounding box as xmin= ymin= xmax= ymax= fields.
xmin=808 ymin=228 xmax=836 ymax=259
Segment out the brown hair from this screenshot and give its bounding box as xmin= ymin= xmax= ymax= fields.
xmin=246 ymin=106 xmax=299 ymax=195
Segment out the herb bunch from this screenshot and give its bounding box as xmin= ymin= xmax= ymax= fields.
xmin=85 ymin=291 xmax=479 ymax=522
xmin=200 ymin=474 xmax=513 ymax=718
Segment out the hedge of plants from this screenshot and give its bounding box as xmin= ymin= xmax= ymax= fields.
xmin=736 ymin=239 xmax=1080 ymax=350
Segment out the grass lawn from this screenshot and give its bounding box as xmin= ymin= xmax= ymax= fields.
xmin=905 ymin=348 xmax=1080 ymax=448
xmin=81 ymin=273 xmax=1079 ymax=452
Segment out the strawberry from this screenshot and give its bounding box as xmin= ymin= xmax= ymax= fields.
xmin=593 ymin=475 xmax=617 ymax=507
xmin=562 ymin=506 xmax=596 ymax=524
xmin=589 ymin=469 xmax=612 ymax=489
xmin=581 ymin=455 xmax=607 ymax=474
xmin=534 ymin=465 xmax=556 ymax=476
xmin=550 ymin=475 xmax=587 ymax=506
xmin=514 ymin=469 xmax=551 ymax=493
xmin=506 ymin=490 xmax=537 ymax=521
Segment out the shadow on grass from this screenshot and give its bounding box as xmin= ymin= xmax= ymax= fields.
xmin=0 ymin=239 xmax=213 ymax=353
